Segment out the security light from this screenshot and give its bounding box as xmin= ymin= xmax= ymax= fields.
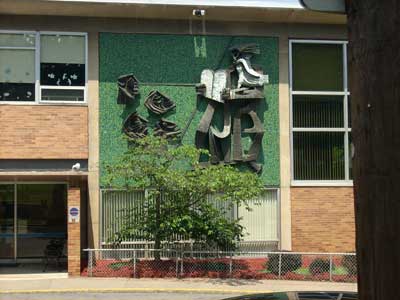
xmin=299 ymin=0 xmax=345 ymax=14
xmin=193 ymin=9 xmax=206 ymax=17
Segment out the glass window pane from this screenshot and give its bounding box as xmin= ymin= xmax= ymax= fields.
xmin=349 ymin=133 xmax=353 ymax=180
xmin=292 ymin=43 xmax=343 ymax=91
xmin=0 ymin=33 xmax=36 ymax=47
xmin=0 ymin=83 xmax=35 ymax=102
xmin=40 ymin=35 xmax=85 ymax=64
xmin=0 ymin=49 xmax=35 ymax=83
xmin=0 ymin=49 xmax=35 ymax=101
xmin=40 ymin=63 xmax=85 ymax=86
xmin=294 ymin=132 xmax=345 ymax=180
xmin=41 ymin=88 xmax=84 ymax=102
xmin=293 ymin=95 xmax=344 ymax=128
xmin=40 ymin=35 xmax=85 ymax=87
xmin=0 ymin=184 xmax=15 ymax=260
xmin=348 ymin=96 xmax=352 ymax=128
xmin=16 ymin=184 xmax=67 ymax=259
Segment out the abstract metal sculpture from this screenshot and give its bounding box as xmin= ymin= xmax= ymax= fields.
xmin=117 ymin=74 xmax=140 ymax=105
xmin=154 ymin=119 xmax=181 ymax=138
xmin=144 ymin=90 xmax=176 ymax=115
xmin=195 ymin=43 xmax=268 ymax=173
xmin=123 ymin=112 xmax=148 ymax=139
xmin=232 ymin=102 xmax=264 ymax=173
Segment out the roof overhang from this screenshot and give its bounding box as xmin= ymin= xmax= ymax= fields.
xmin=0 ymin=0 xmax=346 ymax=24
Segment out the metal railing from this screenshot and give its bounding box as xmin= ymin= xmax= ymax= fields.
xmin=83 ymin=249 xmax=357 ymax=282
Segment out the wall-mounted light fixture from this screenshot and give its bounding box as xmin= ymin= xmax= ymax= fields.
xmin=192 ymin=9 xmax=206 ymax=17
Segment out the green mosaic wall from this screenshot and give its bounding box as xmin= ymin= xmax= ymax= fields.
xmin=99 ymin=33 xmax=280 ymax=186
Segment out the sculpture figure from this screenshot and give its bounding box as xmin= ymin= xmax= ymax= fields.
xmin=123 ymin=112 xmax=148 ymax=139
xmin=154 ymin=119 xmax=181 ymax=139
xmin=117 ymin=74 xmax=140 ymax=105
xmin=195 ymin=44 xmax=268 ymax=173
xmin=144 ymin=90 xmax=176 ymax=115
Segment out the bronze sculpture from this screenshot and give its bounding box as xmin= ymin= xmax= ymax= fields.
xmin=122 ymin=112 xmax=148 ymax=139
xmin=195 ymin=44 xmax=268 ymax=173
xmin=144 ymin=90 xmax=176 ymax=115
xmin=117 ymin=74 xmax=140 ymax=105
xmin=154 ymin=119 xmax=181 ymax=139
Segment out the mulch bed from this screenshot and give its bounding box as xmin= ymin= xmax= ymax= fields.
xmin=80 ymin=257 xmax=356 ymax=282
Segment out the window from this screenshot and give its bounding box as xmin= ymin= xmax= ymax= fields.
xmin=0 ymin=33 xmax=36 ymax=102
xmin=0 ymin=31 xmax=87 ymax=104
xmin=290 ymin=40 xmax=351 ymax=184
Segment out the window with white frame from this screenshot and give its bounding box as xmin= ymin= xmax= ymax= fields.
xmin=290 ymin=40 xmax=352 ymax=183
xmin=0 ymin=31 xmax=87 ymax=103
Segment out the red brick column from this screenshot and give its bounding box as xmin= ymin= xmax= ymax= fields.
xmin=68 ymin=187 xmax=81 ymax=276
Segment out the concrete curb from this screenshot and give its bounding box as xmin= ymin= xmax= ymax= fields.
xmin=0 ymin=288 xmax=272 ymax=295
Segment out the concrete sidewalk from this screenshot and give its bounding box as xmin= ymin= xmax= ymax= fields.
xmin=0 ymin=277 xmax=357 ymax=295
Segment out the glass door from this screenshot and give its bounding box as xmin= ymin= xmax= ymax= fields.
xmin=17 ymin=184 xmax=67 ymax=260
xmin=0 ymin=184 xmax=16 ymax=262
xmin=0 ymin=183 xmax=67 ymax=263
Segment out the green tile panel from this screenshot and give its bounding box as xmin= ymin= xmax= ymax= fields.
xmin=99 ymin=33 xmax=280 ymax=186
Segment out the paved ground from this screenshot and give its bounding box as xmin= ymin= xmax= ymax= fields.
xmin=0 ymin=274 xmax=357 ymax=299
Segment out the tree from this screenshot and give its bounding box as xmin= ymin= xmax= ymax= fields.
xmin=105 ymin=136 xmax=264 ymax=258
xmin=346 ymin=1 xmax=400 ymax=299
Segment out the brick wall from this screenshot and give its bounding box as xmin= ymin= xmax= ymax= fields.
xmin=291 ymin=187 xmax=355 ymax=253
xmin=68 ymin=187 xmax=81 ymax=276
xmin=0 ymin=105 xmax=88 ymax=159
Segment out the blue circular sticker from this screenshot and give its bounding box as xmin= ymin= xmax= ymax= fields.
xmin=70 ymin=207 xmax=79 ymax=216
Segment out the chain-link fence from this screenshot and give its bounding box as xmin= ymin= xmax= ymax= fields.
xmin=83 ymin=249 xmax=357 ymax=282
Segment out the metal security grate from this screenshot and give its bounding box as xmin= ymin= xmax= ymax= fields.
xmin=100 ymin=189 xmax=280 ymax=251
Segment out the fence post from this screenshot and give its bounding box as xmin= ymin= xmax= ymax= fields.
xmin=176 ymin=251 xmax=179 ymax=278
xmin=329 ymin=254 xmax=333 ymax=281
xmin=133 ymin=250 xmax=137 ymax=279
xmin=278 ymin=253 xmax=282 ymax=279
xmin=180 ymin=252 xmax=184 ymax=277
xmin=88 ymin=250 xmax=93 ymax=277
xmin=229 ymin=254 xmax=233 ymax=278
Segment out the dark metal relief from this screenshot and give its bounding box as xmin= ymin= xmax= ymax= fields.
xmin=117 ymin=74 xmax=140 ymax=105
xmin=117 ymin=75 xmax=180 ymax=140
xmin=154 ymin=119 xmax=181 ymax=138
xmin=122 ymin=112 xmax=148 ymax=139
xmin=144 ymin=91 xmax=176 ymax=115
xmin=195 ymin=44 xmax=268 ymax=173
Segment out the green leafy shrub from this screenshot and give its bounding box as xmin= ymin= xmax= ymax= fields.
xmin=105 ymin=136 xmax=264 ymax=256
xmin=309 ymin=258 xmax=331 ymax=275
xmin=108 ymin=258 xmax=137 ymax=270
xmin=204 ymin=261 xmax=230 ymax=271
xmin=265 ymin=253 xmax=302 ymax=275
xmin=342 ymin=255 xmax=357 ymax=275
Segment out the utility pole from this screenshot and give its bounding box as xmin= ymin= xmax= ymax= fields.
xmin=301 ymin=1 xmax=400 ymax=299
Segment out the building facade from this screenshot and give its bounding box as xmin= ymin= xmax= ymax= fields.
xmin=0 ymin=0 xmax=354 ymax=276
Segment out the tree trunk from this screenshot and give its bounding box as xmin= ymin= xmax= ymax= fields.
xmin=346 ymin=1 xmax=400 ymax=299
